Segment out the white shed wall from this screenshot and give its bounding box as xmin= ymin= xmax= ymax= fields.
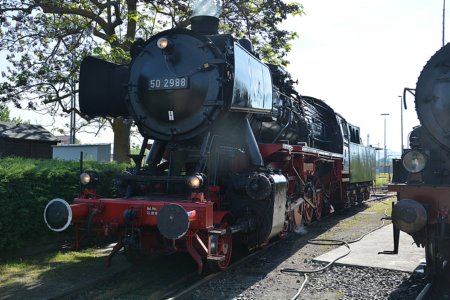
xmin=52 ymin=144 xmax=111 ymax=162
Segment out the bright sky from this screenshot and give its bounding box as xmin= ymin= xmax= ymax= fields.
xmin=284 ymin=0 xmax=445 ymax=155
xmin=0 ymin=0 xmax=446 ymax=154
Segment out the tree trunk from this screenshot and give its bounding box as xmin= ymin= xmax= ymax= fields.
xmin=113 ymin=117 xmax=131 ymax=163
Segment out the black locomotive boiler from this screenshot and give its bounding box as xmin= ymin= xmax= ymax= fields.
xmin=44 ymin=2 xmax=376 ymax=273
xmin=389 ymin=43 xmax=450 ymax=278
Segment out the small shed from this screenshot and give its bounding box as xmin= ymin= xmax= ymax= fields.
xmin=0 ymin=122 xmax=59 ymax=159
xmin=52 ymin=143 xmax=111 ymax=162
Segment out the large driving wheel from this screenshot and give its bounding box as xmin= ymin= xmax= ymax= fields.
xmin=304 ymin=200 xmax=314 ymax=225
xmin=315 ymin=194 xmax=323 ymax=221
xmin=314 ymin=180 xmax=324 ymax=221
xmin=208 ymin=223 xmax=232 ymax=272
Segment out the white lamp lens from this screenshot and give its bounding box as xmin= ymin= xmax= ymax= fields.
xmin=402 ymin=151 xmax=426 ymax=173
xmin=80 ymin=172 xmax=91 ymax=185
xmin=157 ymin=38 xmax=169 ymax=49
xmin=187 ymin=175 xmax=202 ymax=189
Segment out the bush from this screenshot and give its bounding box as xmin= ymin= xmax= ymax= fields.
xmin=0 ymin=157 xmax=127 ymax=252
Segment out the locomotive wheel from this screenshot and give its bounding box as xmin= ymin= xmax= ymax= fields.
xmin=315 ymin=193 xmax=323 ymax=221
xmin=363 ymin=188 xmax=370 ymax=200
xmin=356 ymin=188 xmax=363 ymax=204
xmin=208 ymin=223 xmax=233 ymax=272
xmin=347 ymin=191 xmax=356 ymax=207
xmin=314 ymin=180 xmax=324 ymax=221
xmin=303 ymin=201 xmax=314 ymax=225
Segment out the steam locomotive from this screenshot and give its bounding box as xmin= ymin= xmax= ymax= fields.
xmin=44 ymin=3 xmax=375 ymax=273
xmin=389 ymin=44 xmax=450 ymax=278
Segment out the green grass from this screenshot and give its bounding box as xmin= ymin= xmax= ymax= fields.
xmin=375 ymin=173 xmax=391 ymax=186
xmin=316 ymin=198 xmax=396 ymax=240
xmin=365 ymin=199 xmax=395 ymax=214
xmin=0 ymin=249 xmax=104 ymax=286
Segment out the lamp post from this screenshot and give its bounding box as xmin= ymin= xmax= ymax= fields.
xmin=444 ymin=0 xmax=446 ymax=47
xmin=381 ymin=113 xmax=390 ymax=179
xmin=399 ymin=95 xmax=403 ymax=153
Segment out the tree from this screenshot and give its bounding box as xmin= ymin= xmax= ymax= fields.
xmin=0 ymin=104 xmax=10 ymax=122
xmin=0 ymin=0 xmax=303 ymax=162
xmin=0 ymin=103 xmax=28 ymax=123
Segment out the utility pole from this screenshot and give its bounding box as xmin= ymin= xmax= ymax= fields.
xmin=399 ymin=95 xmax=403 ymax=153
xmin=70 ymin=79 xmax=76 ymax=144
xmin=381 ymin=113 xmax=390 ymax=179
xmin=70 ymin=34 xmax=76 ymax=144
xmin=444 ymin=0 xmax=446 ymax=47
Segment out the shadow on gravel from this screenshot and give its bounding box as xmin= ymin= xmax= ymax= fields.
xmin=72 ymin=252 xmax=199 ymax=299
xmin=387 ymin=272 xmax=427 ymax=299
xmin=184 ymin=203 xmax=383 ymax=300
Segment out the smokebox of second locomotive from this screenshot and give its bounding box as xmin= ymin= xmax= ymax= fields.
xmin=190 ymin=0 xmax=222 ymax=35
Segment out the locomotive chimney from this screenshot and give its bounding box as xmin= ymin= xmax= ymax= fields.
xmin=190 ymin=0 xmax=222 ymax=35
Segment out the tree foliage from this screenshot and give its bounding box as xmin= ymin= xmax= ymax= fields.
xmin=0 ymin=103 xmax=9 ymax=122
xmin=0 ymin=157 xmax=127 ymax=251
xmin=0 ymin=103 xmax=28 ymax=123
xmin=0 ymin=0 xmax=303 ymax=160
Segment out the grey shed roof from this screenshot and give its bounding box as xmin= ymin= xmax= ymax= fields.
xmin=0 ymin=122 xmax=59 ymax=142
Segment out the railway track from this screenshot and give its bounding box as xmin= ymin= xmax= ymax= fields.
xmin=162 ymin=192 xmax=394 ymax=300
xmin=161 ymin=238 xmax=285 ymax=300
xmin=48 ymin=191 xmax=393 ymax=300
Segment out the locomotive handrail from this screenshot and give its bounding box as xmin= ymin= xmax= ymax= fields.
xmin=402 ymin=87 xmax=415 ymax=110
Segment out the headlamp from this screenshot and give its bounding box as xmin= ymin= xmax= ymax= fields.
xmin=80 ymin=170 xmax=99 ymax=186
xmin=157 ymin=37 xmax=171 ymax=50
xmin=187 ymin=174 xmax=204 ymax=189
xmin=402 ymin=150 xmax=427 ymax=173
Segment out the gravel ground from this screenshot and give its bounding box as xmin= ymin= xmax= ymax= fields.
xmin=186 ymin=198 xmax=427 ymax=300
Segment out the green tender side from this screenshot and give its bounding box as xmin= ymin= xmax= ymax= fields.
xmin=349 ymin=143 xmax=376 ymax=183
